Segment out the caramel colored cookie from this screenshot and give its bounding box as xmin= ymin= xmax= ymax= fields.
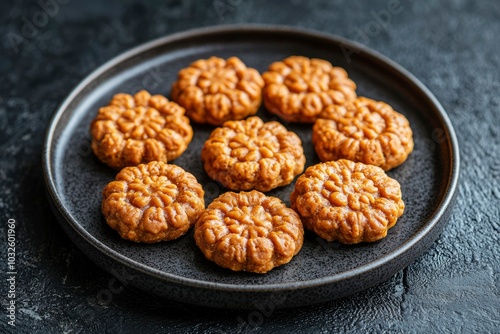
xmin=313 ymin=97 xmax=414 ymax=171
xmin=195 ymin=190 xmax=304 ymax=273
xmin=290 ymin=160 xmax=404 ymax=244
xmin=90 ymin=90 xmax=193 ymax=170
xmin=102 ymin=161 xmax=205 ymax=243
xmin=262 ymin=56 xmax=357 ymax=123
xmin=201 ymin=116 xmax=306 ymax=192
xmin=171 ymin=56 xmax=264 ymax=126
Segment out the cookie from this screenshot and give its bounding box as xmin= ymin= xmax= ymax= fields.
xmin=171 ymin=56 xmax=264 ymax=126
xmin=312 ymin=97 xmax=414 ymax=171
xmin=194 ymin=190 xmax=304 ymax=273
xmin=262 ymin=56 xmax=357 ymax=123
xmin=201 ymin=116 xmax=306 ymax=192
xmin=290 ymin=160 xmax=405 ymax=244
xmin=102 ymin=161 xmax=205 ymax=243
xmin=90 ymin=90 xmax=193 ymax=170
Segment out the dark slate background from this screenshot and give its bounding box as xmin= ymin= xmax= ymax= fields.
xmin=0 ymin=0 xmax=499 ymax=333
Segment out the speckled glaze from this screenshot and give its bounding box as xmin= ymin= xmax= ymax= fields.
xmin=42 ymin=25 xmax=459 ymax=309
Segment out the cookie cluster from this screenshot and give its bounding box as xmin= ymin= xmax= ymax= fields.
xmin=89 ymin=55 xmax=414 ymax=274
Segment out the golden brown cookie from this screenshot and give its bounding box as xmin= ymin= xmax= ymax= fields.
xmin=262 ymin=56 xmax=357 ymax=123
xmin=194 ymin=190 xmax=304 ymax=273
xmin=312 ymin=97 xmax=414 ymax=171
xmin=102 ymin=161 xmax=205 ymax=243
xmin=90 ymin=90 xmax=193 ymax=170
xmin=290 ymin=160 xmax=404 ymax=244
xmin=171 ymin=56 xmax=264 ymax=126
xmin=201 ymin=116 xmax=306 ymax=192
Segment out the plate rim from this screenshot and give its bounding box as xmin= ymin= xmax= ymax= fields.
xmin=43 ymin=24 xmax=460 ymax=293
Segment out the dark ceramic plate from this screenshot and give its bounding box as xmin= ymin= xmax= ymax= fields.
xmin=43 ymin=25 xmax=459 ymax=309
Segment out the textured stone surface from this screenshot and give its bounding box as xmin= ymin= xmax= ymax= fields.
xmin=0 ymin=0 xmax=498 ymax=333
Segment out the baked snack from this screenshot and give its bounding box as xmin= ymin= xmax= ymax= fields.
xmin=312 ymin=97 xmax=414 ymax=171
xmin=90 ymin=90 xmax=193 ymax=170
xmin=201 ymin=116 xmax=306 ymax=192
xmin=262 ymin=56 xmax=357 ymax=123
xmin=171 ymin=56 xmax=264 ymax=125
xmin=102 ymin=161 xmax=205 ymax=243
xmin=290 ymin=160 xmax=404 ymax=244
xmin=194 ymin=190 xmax=304 ymax=273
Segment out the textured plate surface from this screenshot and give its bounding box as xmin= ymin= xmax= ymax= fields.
xmin=43 ymin=25 xmax=459 ymax=309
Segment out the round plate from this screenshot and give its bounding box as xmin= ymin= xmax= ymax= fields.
xmin=43 ymin=25 xmax=459 ymax=309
